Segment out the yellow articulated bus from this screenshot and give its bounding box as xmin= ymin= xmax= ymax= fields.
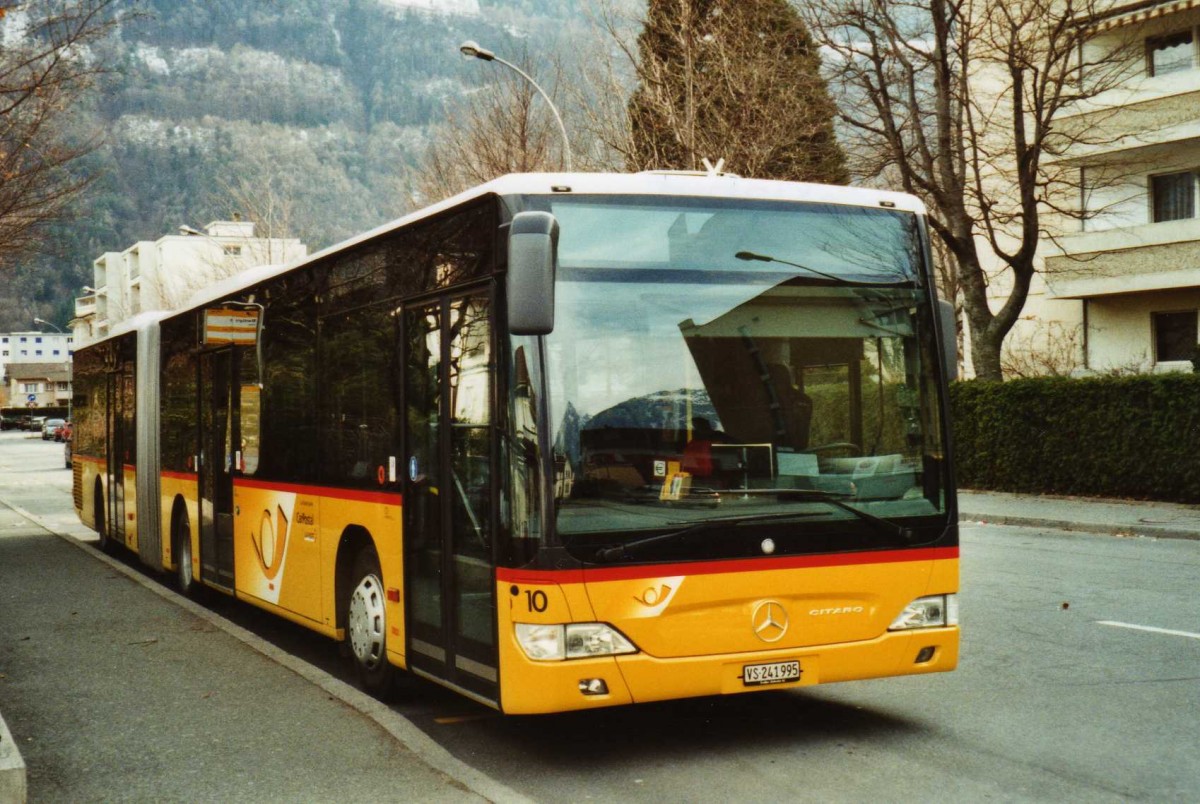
xmin=71 ymin=172 xmax=960 ymax=714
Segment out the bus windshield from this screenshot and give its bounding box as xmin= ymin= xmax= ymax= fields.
xmin=528 ymin=195 xmax=948 ymax=564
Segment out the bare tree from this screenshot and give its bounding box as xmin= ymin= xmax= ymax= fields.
xmin=1000 ymin=321 xmax=1084 ymax=378
xmin=804 ymin=0 xmax=1140 ymax=380
xmin=0 ymin=0 xmax=120 ymax=269
xmin=214 ymin=175 xmax=304 ymax=266
xmin=410 ymin=53 xmax=568 ymax=205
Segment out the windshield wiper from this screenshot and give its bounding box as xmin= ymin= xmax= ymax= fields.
xmin=592 ymin=492 xmax=913 ymax=563
xmin=734 ymin=251 xmax=912 ymax=287
xmin=773 ymin=489 xmax=913 ymax=544
xmin=593 ymin=511 xmax=822 ymax=563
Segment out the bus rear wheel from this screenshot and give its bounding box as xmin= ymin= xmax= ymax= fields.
xmin=345 ymin=548 xmax=393 ymax=696
xmin=173 ymin=507 xmax=198 ymax=597
xmin=94 ymin=484 xmax=111 ymax=553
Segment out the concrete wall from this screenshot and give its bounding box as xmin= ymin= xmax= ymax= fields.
xmin=1086 ymin=288 xmax=1200 ymax=373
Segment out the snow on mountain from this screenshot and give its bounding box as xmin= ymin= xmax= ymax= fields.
xmin=376 ymin=0 xmax=481 ymax=16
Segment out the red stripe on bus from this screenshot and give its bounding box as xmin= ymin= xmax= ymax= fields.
xmin=234 ymin=477 xmax=401 ymax=506
xmin=162 ymin=470 xmax=198 ymax=481
xmin=496 ymin=546 xmax=959 ymax=585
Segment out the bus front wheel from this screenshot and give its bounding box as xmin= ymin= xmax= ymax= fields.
xmin=345 ymin=548 xmax=393 ymax=696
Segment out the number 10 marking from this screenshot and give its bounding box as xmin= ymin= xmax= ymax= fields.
xmin=525 ymin=589 xmax=548 ymax=612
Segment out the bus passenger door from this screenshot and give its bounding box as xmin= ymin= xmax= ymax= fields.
xmin=198 ymin=349 xmax=236 ymax=590
xmin=104 ymin=368 xmax=132 ymax=545
xmin=403 ymin=291 xmax=498 ymax=703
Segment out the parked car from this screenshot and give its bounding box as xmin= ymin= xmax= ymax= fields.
xmin=29 ymin=415 xmax=46 ymax=432
xmin=63 ymin=428 xmax=73 ymax=469
xmin=41 ymin=418 xmax=65 ymax=440
xmin=53 ymin=420 xmax=70 ymax=441
xmin=0 ymin=415 xmax=19 ymax=430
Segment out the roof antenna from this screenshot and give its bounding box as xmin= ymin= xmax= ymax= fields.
xmin=701 ymin=158 xmax=726 ymax=177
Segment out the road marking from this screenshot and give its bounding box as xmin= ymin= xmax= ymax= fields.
xmin=1097 ymin=621 xmax=1200 ymax=640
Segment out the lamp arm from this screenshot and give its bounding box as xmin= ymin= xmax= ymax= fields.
xmin=491 ymin=55 xmax=572 ymax=172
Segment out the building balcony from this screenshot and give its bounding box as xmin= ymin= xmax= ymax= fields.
xmin=74 ymin=295 xmax=96 ymax=317
xmin=1045 ymin=218 xmax=1200 ymax=298
xmin=1060 ymin=67 xmax=1200 ymax=122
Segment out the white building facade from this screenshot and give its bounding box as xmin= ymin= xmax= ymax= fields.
xmin=74 ymin=220 xmax=307 ymax=345
xmin=1 ymin=331 xmax=73 ymax=367
xmin=997 ymin=0 xmax=1200 ymax=375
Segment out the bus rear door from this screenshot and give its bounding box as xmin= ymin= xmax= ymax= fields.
xmin=198 ymin=349 xmax=236 ymax=590
xmin=104 ymin=365 xmax=133 ymax=547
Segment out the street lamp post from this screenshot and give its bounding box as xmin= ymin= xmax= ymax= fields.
xmin=458 ymin=40 xmax=573 ymax=172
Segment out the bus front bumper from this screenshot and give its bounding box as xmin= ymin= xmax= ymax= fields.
xmin=499 ymin=626 xmax=959 ymax=715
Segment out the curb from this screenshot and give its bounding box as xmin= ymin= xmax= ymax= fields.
xmin=959 ymin=512 xmax=1200 ymax=541
xmin=2 ymin=499 xmax=530 ymax=804
xmin=0 ymin=708 xmax=26 ymax=804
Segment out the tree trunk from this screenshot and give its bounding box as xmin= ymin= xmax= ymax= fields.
xmin=969 ymin=327 xmax=1005 ymax=382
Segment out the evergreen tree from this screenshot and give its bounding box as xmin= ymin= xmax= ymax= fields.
xmin=627 ymin=0 xmax=847 ymax=184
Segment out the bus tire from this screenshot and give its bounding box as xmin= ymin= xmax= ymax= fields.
xmin=94 ymin=482 xmax=112 ymax=553
xmin=173 ymin=505 xmax=198 ymax=598
xmin=345 ymin=548 xmax=393 ymax=696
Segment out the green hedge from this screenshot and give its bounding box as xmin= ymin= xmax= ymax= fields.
xmin=950 ymin=374 xmax=1200 ymax=502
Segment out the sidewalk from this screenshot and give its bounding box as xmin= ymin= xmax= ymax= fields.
xmin=959 ymin=489 xmax=1200 ymax=540
xmin=0 ymin=503 xmax=521 ymax=803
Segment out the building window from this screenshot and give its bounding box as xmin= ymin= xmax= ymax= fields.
xmin=1147 ymin=29 xmax=1196 ymax=76
xmin=21 ymin=383 xmax=39 ymax=394
xmin=34 ymin=337 xmax=41 ymax=343
xmin=223 ymin=245 xmax=242 ymax=256
xmin=1151 ymin=171 xmax=1197 ymax=222
xmin=1153 ymin=310 xmax=1198 ymax=362
xmin=57 ymin=381 xmax=68 ymax=391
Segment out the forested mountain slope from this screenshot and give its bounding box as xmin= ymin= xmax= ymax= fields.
xmin=3 ymin=0 xmax=591 ymax=329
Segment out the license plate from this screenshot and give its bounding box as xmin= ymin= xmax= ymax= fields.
xmin=742 ymin=660 xmax=801 ymax=686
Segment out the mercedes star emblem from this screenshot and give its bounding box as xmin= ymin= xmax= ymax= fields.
xmin=751 ymin=599 xmax=789 ymax=643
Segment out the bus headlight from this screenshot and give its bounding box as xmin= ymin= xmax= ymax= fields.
xmin=515 ymin=623 xmax=638 ymax=661
xmin=888 ymin=594 xmax=959 ymax=630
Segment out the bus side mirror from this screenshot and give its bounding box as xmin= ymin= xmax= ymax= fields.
xmin=938 ymin=299 xmax=958 ymax=381
xmin=507 ymin=211 xmax=559 ymax=336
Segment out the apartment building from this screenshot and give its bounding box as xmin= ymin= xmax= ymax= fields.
xmin=0 ymin=331 xmax=73 ymax=368
xmin=4 ymin=362 xmax=71 ymax=410
xmin=74 ymin=219 xmax=307 ymax=346
xmin=1013 ymin=0 xmax=1200 ymax=374
xmin=0 ymin=332 xmax=74 ymax=409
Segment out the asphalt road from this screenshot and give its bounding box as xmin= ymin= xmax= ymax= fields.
xmin=2 ymin=429 xmax=1198 ymax=802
